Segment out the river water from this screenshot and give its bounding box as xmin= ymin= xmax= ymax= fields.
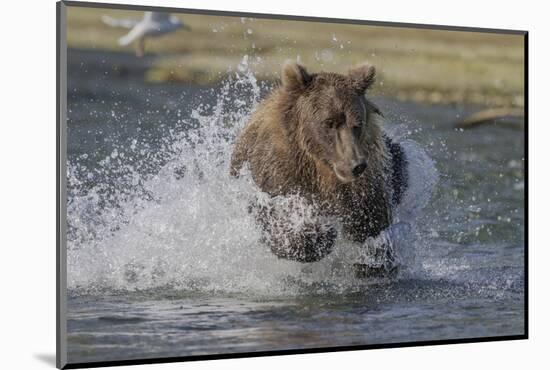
xmin=65 ymin=58 xmax=525 ymax=364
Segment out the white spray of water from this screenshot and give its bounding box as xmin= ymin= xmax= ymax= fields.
xmin=67 ymin=58 xmax=438 ymax=296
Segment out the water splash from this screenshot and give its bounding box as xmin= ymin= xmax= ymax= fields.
xmin=67 ymin=59 xmax=438 ymax=296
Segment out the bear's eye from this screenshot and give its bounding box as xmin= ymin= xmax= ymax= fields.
xmin=325 ymin=120 xmax=343 ymax=129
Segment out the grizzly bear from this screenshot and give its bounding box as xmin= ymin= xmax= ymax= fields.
xmin=230 ymin=61 xmax=407 ymax=276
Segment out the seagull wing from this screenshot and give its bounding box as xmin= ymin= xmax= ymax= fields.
xmin=118 ymin=23 xmax=148 ymax=46
xmin=101 ymin=15 xmax=140 ymax=29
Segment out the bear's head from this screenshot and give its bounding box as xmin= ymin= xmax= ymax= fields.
xmin=281 ymin=61 xmax=384 ymax=184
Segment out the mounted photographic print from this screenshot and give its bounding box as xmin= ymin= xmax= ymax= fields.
xmin=56 ymin=1 xmax=527 ymax=368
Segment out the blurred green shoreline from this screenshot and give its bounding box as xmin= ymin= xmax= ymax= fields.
xmin=67 ymin=8 xmax=525 ymax=107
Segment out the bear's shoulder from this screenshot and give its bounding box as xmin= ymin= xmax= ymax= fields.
xmin=232 ymin=99 xmax=306 ymax=195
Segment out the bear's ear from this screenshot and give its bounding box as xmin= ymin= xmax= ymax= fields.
xmin=281 ymin=61 xmax=312 ymax=92
xmin=348 ymin=63 xmax=376 ymax=94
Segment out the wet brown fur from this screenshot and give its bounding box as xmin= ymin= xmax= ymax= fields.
xmin=231 ymin=61 xmax=393 ymax=262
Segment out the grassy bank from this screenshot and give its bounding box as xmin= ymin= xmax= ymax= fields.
xmin=67 ymin=7 xmax=525 ymax=107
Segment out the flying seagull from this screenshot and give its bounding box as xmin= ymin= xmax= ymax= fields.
xmin=102 ymin=11 xmax=191 ymax=57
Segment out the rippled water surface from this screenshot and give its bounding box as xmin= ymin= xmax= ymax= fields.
xmin=66 ymin=59 xmax=525 ymax=364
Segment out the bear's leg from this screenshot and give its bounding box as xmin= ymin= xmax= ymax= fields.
xmin=354 ymin=226 xmax=400 ymax=279
xmin=384 ymin=136 xmax=409 ymax=207
xmin=263 ymin=222 xmax=337 ymax=263
xmin=252 ymin=200 xmax=337 ymax=263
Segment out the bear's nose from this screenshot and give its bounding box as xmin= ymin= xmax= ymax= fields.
xmin=352 ymin=162 xmax=367 ymax=177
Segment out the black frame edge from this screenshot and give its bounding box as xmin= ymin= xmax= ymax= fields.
xmin=62 ymin=335 xmax=527 ymax=369
xmin=56 ymin=2 xmax=61 ymax=368
xmin=61 ymin=0 xmax=527 ymax=35
xmin=523 ymin=32 xmax=529 ymax=339
xmin=57 ymin=1 xmax=68 ymax=369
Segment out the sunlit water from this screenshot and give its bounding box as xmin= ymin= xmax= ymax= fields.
xmin=66 ymin=57 xmax=525 ymax=364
